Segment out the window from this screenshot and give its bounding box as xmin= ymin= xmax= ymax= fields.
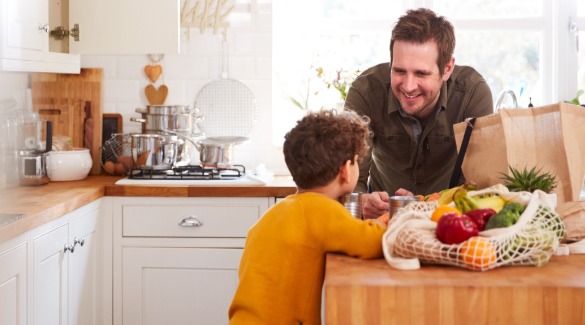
xmin=272 ymin=0 xmax=584 ymax=143
xmin=577 ymin=1 xmax=585 ymax=103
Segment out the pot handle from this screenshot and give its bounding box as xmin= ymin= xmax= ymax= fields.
xmin=162 ymin=130 xmax=200 ymax=150
xmin=130 ymin=117 xmax=146 ymax=123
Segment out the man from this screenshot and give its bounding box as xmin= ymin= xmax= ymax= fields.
xmin=345 ymin=8 xmax=493 ymax=219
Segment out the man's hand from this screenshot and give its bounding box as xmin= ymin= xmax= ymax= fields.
xmin=361 ymin=191 xmax=390 ymax=219
xmin=395 ymin=188 xmax=414 ymax=196
xmin=361 ymin=188 xmax=415 ymax=219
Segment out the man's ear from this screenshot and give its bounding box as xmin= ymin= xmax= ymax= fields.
xmin=442 ymin=57 xmax=455 ymax=81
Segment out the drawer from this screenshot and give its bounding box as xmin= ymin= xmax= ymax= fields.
xmin=122 ymin=204 xmax=260 ymax=238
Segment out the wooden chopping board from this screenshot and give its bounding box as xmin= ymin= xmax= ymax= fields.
xmin=31 ymin=68 xmax=103 ymax=175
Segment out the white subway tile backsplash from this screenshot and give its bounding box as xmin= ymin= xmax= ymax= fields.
xmin=162 ymin=80 xmax=188 ymax=104
xmin=181 ymin=32 xmax=223 ymax=56
xmin=80 ymin=56 xmax=117 ymax=78
xmin=255 ymin=12 xmax=272 ymax=32
xmin=2 ymin=3 xmax=288 ymax=174
xmin=115 ymin=56 xmax=150 ymax=79
xmin=255 ymin=56 xmax=272 ymax=79
xmin=228 ymin=57 xmax=257 ymax=79
xmin=163 ymin=56 xmax=211 ymax=80
xmin=103 ymin=80 xmax=142 ymax=103
xmin=232 ymin=32 xmax=272 ymax=56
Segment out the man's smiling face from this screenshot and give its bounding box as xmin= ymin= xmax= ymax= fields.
xmin=390 ymin=40 xmax=454 ymax=119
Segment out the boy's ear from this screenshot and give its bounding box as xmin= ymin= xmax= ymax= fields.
xmin=339 ymin=160 xmax=352 ymax=184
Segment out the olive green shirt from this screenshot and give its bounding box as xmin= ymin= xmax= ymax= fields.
xmin=345 ymin=63 xmax=493 ymax=195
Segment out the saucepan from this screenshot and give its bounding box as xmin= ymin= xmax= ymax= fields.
xmin=130 ymin=133 xmax=181 ymax=169
xmin=197 ymin=136 xmax=249 ymax=167
xmin=162 ymin=131 xmax=248 ymax=167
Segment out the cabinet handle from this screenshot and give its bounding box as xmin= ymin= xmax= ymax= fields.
xmin=38 ymin=23 xmax=49 ymax=33
xmin=67 ymin=237 xmax=85 ymax=253
xmin=178 ymin=216 xmax=203 ymax=227
xmin=63 ymin=243 xmax=70 ymax=253
xmin=74 ymin=237 xmax=85 ymax=247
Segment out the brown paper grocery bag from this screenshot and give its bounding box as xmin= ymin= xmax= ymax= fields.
xmin=453 ymin=101 xmax=585 ymax=204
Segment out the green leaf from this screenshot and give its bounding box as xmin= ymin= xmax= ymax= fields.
xmin=571 ymin=89 xmax=584 ymax=105
xmin=288 ymin=96 xmax=307 ymax=110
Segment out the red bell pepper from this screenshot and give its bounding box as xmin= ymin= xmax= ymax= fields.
xmin=464 ymin=208 xmax=497 ymax=231
xmin=435 ymin=212 xmax=478 ymax=245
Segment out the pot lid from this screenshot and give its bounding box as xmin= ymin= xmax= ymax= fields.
xmin=137 ymin=105 xmax=196 ymax=115
xmin=197 ymin=136 xmax=249 ymax=145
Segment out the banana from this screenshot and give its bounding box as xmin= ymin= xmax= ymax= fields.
xmin=437 ymin=186 xmax=461 ymax=205
xmin=453 ymin=188 xmax=508 ymax=213
xmin=453 ymin=188 xmax=477 ymax=212
xmin=471 ymin=194 xmax=507 ymax=212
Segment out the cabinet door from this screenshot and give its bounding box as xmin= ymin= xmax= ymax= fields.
xmin=2 ymin=0 xmax=48 ymax=59
xmin=122 ymin=247 xmax=242 ymax=325
xmin=0 ymin=241 xmax=27 ymax=325
xmin=32 ymin=224 xmax=69 ymax=325
xmin=69 ymin=207 xmax=99 ymax=325
xmin=69 ymin=0 xmax=180 ymax=54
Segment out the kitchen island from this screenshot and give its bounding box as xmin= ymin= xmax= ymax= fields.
xmin=324 ymin=253 xmax=585 ymax=325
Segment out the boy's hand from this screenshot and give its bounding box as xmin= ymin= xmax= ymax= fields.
xmin=361 ymin=191 xmax=389 ymax=219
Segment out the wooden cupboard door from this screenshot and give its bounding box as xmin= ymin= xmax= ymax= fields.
xmin=68 ymin=0 xmax=180 ymax=54
xmin=33 ymin=224 xmax=69 ymax=325
xmin=0 ymin=242 xmax=27 ymax=325
xmin=122 ymin=247 xmax=242 ymax=325
xmin=69 ymin=208 xmax=99 ymax=325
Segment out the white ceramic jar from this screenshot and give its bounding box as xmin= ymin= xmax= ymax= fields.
xmin=46 ymin=148 xmax=92 ymax=181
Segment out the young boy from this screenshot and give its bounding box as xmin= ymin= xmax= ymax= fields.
xmin=228 ymin=110 xmax=387 ymax=324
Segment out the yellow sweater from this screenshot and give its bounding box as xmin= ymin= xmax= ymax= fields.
xmin=228 ymin=192 xmax=386 ymax=325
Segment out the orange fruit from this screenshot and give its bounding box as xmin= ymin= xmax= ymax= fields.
xmin=430 ymin=205 xmax=461 ymax=222
xmin=377 ymin=212 xmax=390 ymax=225
xmin=459 ymin=237 xmax=497 ymax=271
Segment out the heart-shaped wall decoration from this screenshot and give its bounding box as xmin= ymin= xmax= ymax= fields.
xmin=145 ymin=84 xmax=168 ymax=105
xmin=144 ymin=64 xmax=163 ymax=83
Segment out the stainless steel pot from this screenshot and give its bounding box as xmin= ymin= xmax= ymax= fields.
xmin=158 ymin=132 xmax=248 ymax=168
xmin=196 ymin=136 xmax=248 ymax=167
xmin=131 ymin=133 xmax=181 ymax=170
xmin=131 ymin=105 xmax=204 ymax=137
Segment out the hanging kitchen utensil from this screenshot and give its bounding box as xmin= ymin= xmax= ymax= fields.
xmin=144 ymin=54 xmax=168 ymax=105
xmin=194 ymin=32 xmax=258 ymax=138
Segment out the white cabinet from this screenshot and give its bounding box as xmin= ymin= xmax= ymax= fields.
xmin=112 ymin=197 xmax=271 ymax=325
xmin=123 ymin=247 xmax=242 ymax=325
xmin=0 ymin=234 xmax=27 ymax=325
xmin=0 ymin=0 xmax=180 ymax=73
xmin=30 ymin=199 xmax=101 ymax=325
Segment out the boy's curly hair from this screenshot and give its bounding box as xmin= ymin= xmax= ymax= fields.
xmin=283 ymin=110 xmax=371 ymax=189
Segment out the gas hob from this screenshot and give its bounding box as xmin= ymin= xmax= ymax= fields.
xmin=114 ymin=164 xmax=267 ymax=186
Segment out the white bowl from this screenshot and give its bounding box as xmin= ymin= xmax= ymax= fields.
xmin=46 ymin=148 xmax=93 ymax=181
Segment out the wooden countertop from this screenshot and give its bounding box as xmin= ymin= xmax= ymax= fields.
xmin=324 ymin=253 xmax=585 ymax=325
xmin=0 ymin=175 xmax=297 ymax=241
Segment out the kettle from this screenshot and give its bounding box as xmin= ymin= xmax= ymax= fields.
xmin=18 ymin=118 xmax=52 ymax=186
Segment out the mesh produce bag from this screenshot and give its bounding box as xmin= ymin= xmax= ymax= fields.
xmin=382 ymin=187 xmax=566 ymax=271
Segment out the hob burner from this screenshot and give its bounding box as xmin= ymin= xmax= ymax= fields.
xmin=127 ymin=164 xmax=246 ymax=180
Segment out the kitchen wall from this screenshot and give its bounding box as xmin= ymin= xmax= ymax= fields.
xmin=1 ymin=4 xmax=291 ymax=176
